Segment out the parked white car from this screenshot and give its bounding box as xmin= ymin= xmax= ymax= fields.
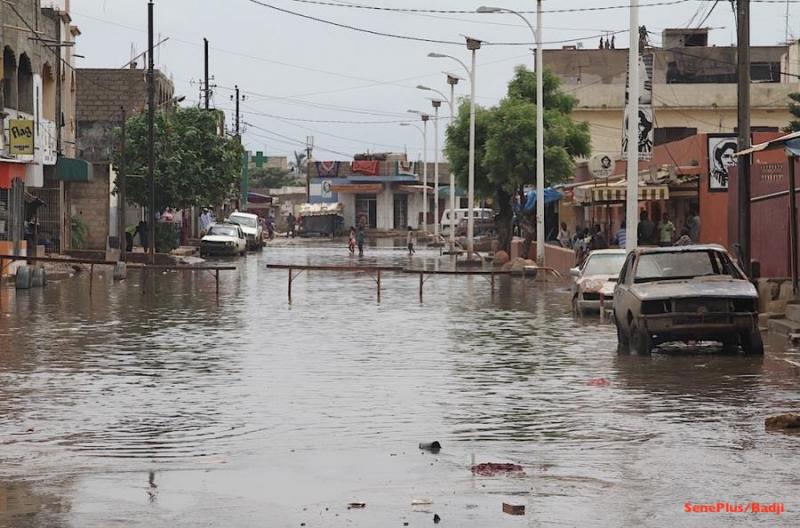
xmin=228 ymin=211 xmax=264 ymax=250
xmin=570 ymin=249 xmax=627 ymax=314
xmin=200 ymin=222 xmax=247 ymax=257
xmin=441 ymin=208 xmax=493 ymax=234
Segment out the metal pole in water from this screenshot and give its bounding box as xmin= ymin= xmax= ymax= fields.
xmin=419 ymin=271 xmax=424 ymax=302
xmin=89 ymin=264 xmax=94 ymax=297
xmin=377 ymin=270 xmax=382 ymax=301
xmin=288 ymin=268 xmax=292 ymax=301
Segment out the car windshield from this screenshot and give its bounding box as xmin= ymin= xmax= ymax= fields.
xmin=634 ymin=250 xmax=739 ymax=282
xmin=583 ymin=253 xmax=626 ymax=276
xmin=229 ymin=215 xmax=257 ymax=228
xmin=207 ymin=226 xmax=238 ymax=237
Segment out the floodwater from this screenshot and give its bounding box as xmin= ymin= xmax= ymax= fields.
xmin=1 ymin=243 xmax=799 ymax=527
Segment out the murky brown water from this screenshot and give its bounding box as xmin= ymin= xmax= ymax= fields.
xmin=1 ymin=244 xmax=799 ymax=527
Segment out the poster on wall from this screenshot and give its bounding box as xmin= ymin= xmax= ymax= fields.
xmin=9 ymin=119 xmax=34 ymax=156
xmin=321 ymin=180 xmax=333 ymax=199
xmin=707 ymin=134 xmax=738 ymax=191
xmin=621 ymin=53 xmax=654 ymax=161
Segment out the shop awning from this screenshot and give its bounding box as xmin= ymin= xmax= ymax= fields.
xmin=396 ymin=184 xmax=429 ymax=194
xmin=56 ymin=157 xmax=93 ymax=182
xmin=329 ymin=183 xmax=384 ymax=194
xmin=247 ymin=192 xmax=273 ymax=204
xmin=575 ymin=183 xmax=669 ymax=203
xmin=523 ymin=187 xmax=563 ymax=211
xmin=437 ymin=185 xmax=466 ymax=197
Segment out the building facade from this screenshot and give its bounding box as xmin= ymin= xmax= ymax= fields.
xmin=308 ymin=154 xmax=456 ymax=232
xmin=74 ymin=67 xmax=174 ymax=251
xmin=1 ymin=0 xmax=80 ymax=272
xmin=546 ymin=28 xmax=800 ymax=156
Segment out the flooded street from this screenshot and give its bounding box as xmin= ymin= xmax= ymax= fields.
xmin=1 ymin=245 xmax=799 ymax=527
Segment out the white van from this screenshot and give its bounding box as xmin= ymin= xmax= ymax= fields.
xmin=441 ymin=208 xmax=493 ymax=234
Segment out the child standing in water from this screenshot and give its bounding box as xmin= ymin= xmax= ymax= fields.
xmin=406 ymin=226 xmax=416 ymax=255
xmin=348 ymin=226 xmax=356 ymax=255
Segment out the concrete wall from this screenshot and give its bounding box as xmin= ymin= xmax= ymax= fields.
xmin=69 ymin=164 xmax=108 ymax=250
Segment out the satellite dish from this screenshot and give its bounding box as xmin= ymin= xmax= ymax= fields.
xmin=589 ymin=154 xmax=615 ymax=179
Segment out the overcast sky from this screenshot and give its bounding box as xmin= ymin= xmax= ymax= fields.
xmin=70 ymin=0 xmax=796 ymax=162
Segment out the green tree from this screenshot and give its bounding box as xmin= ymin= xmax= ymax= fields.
xmin=445 ymin=66 xmax=590 ymax=254
xmin=786 ymin=93 xmax=800 ymax=132
xmin=291 ymin=150 xmax=307 ymax=174
xmin=249 ymin=166 xmax=294 ymax=189
xmin=114 ymin=107 xmax=243 ymax=211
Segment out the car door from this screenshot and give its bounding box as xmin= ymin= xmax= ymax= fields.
xmin=613 ymin=253 xmax=635 ymax=326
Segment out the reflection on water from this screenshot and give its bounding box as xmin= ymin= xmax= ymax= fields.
xmin=1 ymin=245 xmax=798 ymax=527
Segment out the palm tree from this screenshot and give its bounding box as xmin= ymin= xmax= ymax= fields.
xmin=291 ymin=151 xmax=308 ymax=174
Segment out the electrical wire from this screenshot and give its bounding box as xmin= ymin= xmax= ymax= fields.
xmin=244 ymin=0 xmax=631 ymax=47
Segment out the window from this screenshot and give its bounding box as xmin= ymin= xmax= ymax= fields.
xmin=634 ymin=250 xmax=740 ymax=282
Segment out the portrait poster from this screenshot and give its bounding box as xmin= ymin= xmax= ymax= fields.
xmin=707 ymin=134 xmax=738 ymax=191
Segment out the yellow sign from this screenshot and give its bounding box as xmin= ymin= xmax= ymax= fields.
xmin=9 ymin=119 xmax=34 ymax=156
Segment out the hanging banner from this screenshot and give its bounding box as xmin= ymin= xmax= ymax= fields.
xmin=9 ymin=119 xmax=35 ymax=156
xmin=621 ymin=53 xmax=654 ymax=161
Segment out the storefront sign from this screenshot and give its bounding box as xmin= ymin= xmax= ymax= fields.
xmin=589 ymin=154 xmax=615 ymax=179
xmin=9 ymin=119 xmax=34 ymax=156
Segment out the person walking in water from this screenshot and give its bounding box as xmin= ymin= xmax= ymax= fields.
xmin=407 ymin=226 xmax=417 ymax=256
xmin=348 ymin=226 xmax=356 ymax=255
xmin=356 ymin=225 xmax=365 ymax=257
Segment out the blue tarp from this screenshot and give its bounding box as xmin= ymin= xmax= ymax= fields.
xmin=523 ymin=187 xmax=562 ymax=212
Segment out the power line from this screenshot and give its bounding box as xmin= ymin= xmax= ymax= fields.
xmin=278 ymin=0 xmax=696 ymax=15
xmin=244 ymin=0 xmax=631 ymax=47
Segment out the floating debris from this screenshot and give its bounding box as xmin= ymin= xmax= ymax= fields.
xmin=503 ymin=503 xmax=525 ymax=515
xmin=765 ymin=413 xmax=800 ymax=431
xmin=418 ymin=441 xmax=441 ymax=453
xmin=471 ymin=463 xmax=525 ymax=477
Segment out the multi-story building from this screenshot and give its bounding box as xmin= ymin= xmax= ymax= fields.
xmin=547 ymin=28 xmax=800 ymax=156
xmin=1 ymin=0 xmax=81 ymax=270
xmin=74 ymin=67 xmax=174 ymax=251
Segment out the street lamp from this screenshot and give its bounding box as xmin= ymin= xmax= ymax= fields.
xmin=430 ymin=98 xmax=443 ymax=242
xmin=419 ymin=84 xmax=456 ymax=249
xmin=407 ymin=110 xmax=431 ymax=232
xmin=477 ymin=4 xmax=545 ymax=264
xmin=428 ymin=35 xmax=482 ymax=259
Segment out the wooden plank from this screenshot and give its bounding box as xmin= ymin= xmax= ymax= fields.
xmin=266 ymin=264 xmax=403 ymax=272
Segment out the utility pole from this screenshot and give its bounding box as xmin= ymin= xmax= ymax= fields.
xmin=737 ymin=0 xmax=751 ymax=275
xmin=536 ymin=0 xmax=545 ymax=265
xmin=147 ymin=0 xmax=156 ymax=263
xmin=306 ymin=136 xmax=314 ymax=201
xmin=625 ymin=0 xmax=640 ymax=253
xmin=204 ymin=38 xmax=210 ymax=110
xmin=234 ymin=85 xmax=240 ymax=136
xmin=119 ymin=107 xmax=127 ymax=262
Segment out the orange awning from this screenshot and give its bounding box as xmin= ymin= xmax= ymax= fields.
xmin=330 ymin=183 xmax=384 ymax=194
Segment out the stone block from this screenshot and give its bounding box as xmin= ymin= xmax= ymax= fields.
xmin=786 ymin=303 xmax=800 ymax=323
xmin=768 ymin=317 xmax=800 ymax=336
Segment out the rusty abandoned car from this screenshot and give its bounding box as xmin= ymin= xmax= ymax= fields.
xmin=612 ymin=245 xmax=763 ymax=355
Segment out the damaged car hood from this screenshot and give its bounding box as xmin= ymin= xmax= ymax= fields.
xmin=630 ymin=277 xmax=757 ymax=301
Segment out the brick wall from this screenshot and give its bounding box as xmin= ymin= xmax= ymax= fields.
xmin=69 ymin=164 xmax=108 ymax=250
xmin=76 ymin=68 xmax=173 ymax=163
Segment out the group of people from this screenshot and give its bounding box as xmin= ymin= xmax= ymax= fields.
xmin=558 ymin=208 xmax=702 ymax=266
xmin=348 ymin=225 xmax=366 ymax=257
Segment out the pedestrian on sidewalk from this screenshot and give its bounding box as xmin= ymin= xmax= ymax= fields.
xmin=407 ymin=226 xmax=417 ymax=255
xmin=674 ymin=226 xmax=693 ymax=246
xmin=287 ymin=212 xmax=296 ymax=238
xmin=357 ymin=225 xmax=365 ymax=257
xmin=613 ymin=221 xmax=627 ymax=248
xmin=659 ymin=213 xmax=675 ymax=247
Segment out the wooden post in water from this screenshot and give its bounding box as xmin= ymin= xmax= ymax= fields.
xmin=490 ymin=270 xmax=495 ymax=295
xmin=377 ymin=270 xmax=381 ymax=302
xmin=419 ymin=271 xmax=424 ymax=302
xmin=288 ymin=267 xmax=292 ymax=302
xmin=89 ymin=264 xmax=94 ymax=297
xmin=215 ymin=269 xmax=220 ymax=296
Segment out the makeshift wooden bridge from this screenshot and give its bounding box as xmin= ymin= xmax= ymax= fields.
xmin=265 ymin=263 xmax=559 ymax=302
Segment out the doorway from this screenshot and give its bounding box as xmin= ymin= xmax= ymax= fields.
xmin=356 ymin=194 xmax=377 ymax=228
xmin=393 ymin=193 xmax=408 ymax=229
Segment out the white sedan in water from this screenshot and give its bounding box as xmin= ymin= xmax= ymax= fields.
xmin=200 ymin=222 xmax=247 ymax=257
xmin=570 ymin=249 xmax=627 ymax=314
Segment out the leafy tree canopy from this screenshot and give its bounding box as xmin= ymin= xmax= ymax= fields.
xmin=249 ymin=166 xmax=296 ymax=189
xmin=445 ymin=66 xmax=591 ymax=196
xmin=114 ymin=107 xmax=243 ymax=210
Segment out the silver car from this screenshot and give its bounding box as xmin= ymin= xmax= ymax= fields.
xmin=612 ymin=245 xmax=762 ymax=355
xmin=570 ymin=249 xmax=627 ymax=314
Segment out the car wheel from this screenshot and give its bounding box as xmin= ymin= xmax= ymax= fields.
xmin=740 ymin=328 xmax=764 ymax=355
xmin=615 ymin=317 xmax=629 ymax=350
xmin=721 ymin=336 xmax=740 ymax=353
xmin=629 ymin=322 xmax=653 ymax=355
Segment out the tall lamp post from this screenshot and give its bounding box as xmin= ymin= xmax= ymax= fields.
xmin=429 ymin=36 xmax=482 ymax=258
xmin=478 ymin=4 xmax=544 ymax=263
xmin=405 ymin=111 xmax=431 ymax=231
xmin=418 ymin=85 xmax=455 ymax=247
